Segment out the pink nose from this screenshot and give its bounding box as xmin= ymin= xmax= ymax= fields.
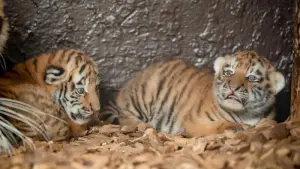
xmin=83 ymin=108 xmax=94 ymax=115
xmin=86 ymin=111 xmax=94 ymax=115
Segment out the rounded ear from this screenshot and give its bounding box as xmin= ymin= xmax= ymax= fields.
xmin=213 ymin=56 xmax=226 ymax=75
xmin=269 ymin=71 xmax=285 ymax=94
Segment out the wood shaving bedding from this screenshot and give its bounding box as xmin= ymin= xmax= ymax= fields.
xmin=1 ymin=118 xmax=300 ymax=169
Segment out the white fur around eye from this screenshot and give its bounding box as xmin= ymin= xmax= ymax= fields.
xmin=85 ymin=78 xmax=89 ymax=92
xmin=270 ymin=71 xmax=285 ymax=94
xmin=213 ymin=56 xmax=226 ymax=75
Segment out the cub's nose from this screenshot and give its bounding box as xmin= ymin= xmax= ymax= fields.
xmin=83 ymin=107 xmax=94 ymax=115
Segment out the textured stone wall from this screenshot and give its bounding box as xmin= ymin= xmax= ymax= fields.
xmin=2 ymin=0 xmax=294 ymax=121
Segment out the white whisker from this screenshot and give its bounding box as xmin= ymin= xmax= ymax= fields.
xmin=0 ymin=130 xmax=13 ymax=155
xmin=0 ymin=97 xmax=70 ymax=154
xmin=0 ymin=106 xmax=50 ymax=142
xmin=0 ymin=120 xmax=36 ymax=154
xmin=0 ymin=53 xmax=6 ymax=71
xmin=0 ymin=118 xmax=18 ymax=146
xmin=0 ymin=98 xmax=67 ymax=124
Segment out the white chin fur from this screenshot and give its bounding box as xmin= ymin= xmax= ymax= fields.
xmin=76 ymin=119 xmax=89 ymax=125
xmin=221 ymin=100 xmax=244 ymax=111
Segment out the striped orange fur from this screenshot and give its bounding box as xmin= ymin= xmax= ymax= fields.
xmin=100 ymin=51 xmax=285 ymax=137
xmin=0 ymin=49 xmax=101 ymax=141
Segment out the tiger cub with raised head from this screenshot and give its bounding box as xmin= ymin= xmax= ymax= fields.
xmin=100 ymin=51 xmax=285 ymax=137
xmin=0 ymin=49 xmax=101 ymax=141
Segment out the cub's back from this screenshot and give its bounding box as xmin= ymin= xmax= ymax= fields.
xmin=115 ymin=59 xmax=214 ymax=134
xmin=0 ymin=54 xmax=49 ymax=88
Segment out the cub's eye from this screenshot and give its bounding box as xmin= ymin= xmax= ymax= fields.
xmin=223 ymin=70 xmax=233 ymax=77
xmin=76 ymin=88 xmax=85 ymax=95
xmin=248 ymin=75 xmax=259 ymax=82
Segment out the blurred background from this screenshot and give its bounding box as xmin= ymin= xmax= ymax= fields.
xmin=2 ymin=0 xmax=293 ymax=122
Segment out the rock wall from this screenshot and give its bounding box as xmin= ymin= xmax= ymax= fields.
xmin=2 ymin=0 xmax=294 ymax=121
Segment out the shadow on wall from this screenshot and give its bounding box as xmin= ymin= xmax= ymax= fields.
xmin=2 ymin=0 xmax=294 ymax=122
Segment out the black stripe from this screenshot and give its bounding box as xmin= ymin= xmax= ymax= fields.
xmin=76 ymin=77 xmax=85 ymax=85
xmin=48 ymin=51 xmax=57 ymax=63
xmin=134 ymin=86 xmax=149 ymax=122
xmin=112 ymin=118 xmax=120 ymax=125
xmin=156 ymin=86 xmax=172 ymax=115
xmin=156 ymin=115 xmax=164 ymax=131
xmin=24 ymin=65 xmax=31 ymax=76
xmin=156 ymin=77 xmax=166 ymax=99
xmin=226 ymin=112 xmax=238 ymax=123
xmin=141 ymin=83 xmax=149 ymax=117
xmin=205 ymin=111 xmax=214 ymax=121
xmin=0 ymin=90 xmax=18 ymax=99
xmin=129 ymin=95 xmax=144 ymax=121
xmin=166 ymin=96 xmax=176 ymax=125
xmin=196 ymin=100 xmax=204 ymax=116
xmin=168 ymin=114 xmax=176 ymax=133
xmin=58 ymin=88 xmax=63 ymax=106
xmin=149 ymin=95 xmax=155 ymax=121
xmin=71 ymin=113 xmax=77 ymax=120
xmin=72 ymin=102 xmax=80 ymax=106
xmin=217 ymin=106 xmax=228 ymax=120
xmin=75 ymin=56 xmax=80 ymax=66
xmin=70 ymin=100 xmax=77 ymax=104
xmin=63 ymin=84 xmax=68 ymax=99
xmin=33 ymin=58 xmax=38 ymax=72
xmin=211 ymin=105 xmax=221 ymax=120
xmin=59 ymin=50 xmax=67 ymax=62
xmin=79 ymin=64 xmax=87 ymax=74
xmin=67 ymin=51 xmax=76 ymax=63
xmin=70 ymin=95 xmax=77 ymax=99
xmin=180 ymin=72 xmax=206 ymax=102
xmin=64 ymin=97 xmax=69 ymax=102
xmin=156 ymin=62 xmax=182 ymax=99
xmin=102 ymin=113 xmax=113 ymax=121
xmin=71 ymin=83 xmax=75 ymax=91
xmin=68 ymin=76 xmax=73 ymax=82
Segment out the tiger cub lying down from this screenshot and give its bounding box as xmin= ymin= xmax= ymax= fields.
xmin=0 ymin=49 xmax=101 ymax=141
xmin=101 ymin=51 xmax=285 ymax=137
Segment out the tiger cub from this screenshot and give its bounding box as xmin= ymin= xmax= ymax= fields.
xmin=100 ymin=51 xmax=285 ymax=137
xmin=0 ymin=49 xmax=101 ymax=141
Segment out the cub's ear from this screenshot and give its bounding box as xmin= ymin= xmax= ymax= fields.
xmin=269 ymin=71 xmax=285 ymax=94
xmin=44 ymin=65 xmax=67 ymax=85
xmin=213 ymin=56 xmax=226 ymax=74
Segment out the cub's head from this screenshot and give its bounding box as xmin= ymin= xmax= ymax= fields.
xmin=45 ymin=49 xmax=101 ymax=125
xmin=213 ymin=51 xmax=285 ymax=115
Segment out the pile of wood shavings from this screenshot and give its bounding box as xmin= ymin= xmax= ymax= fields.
xmin=1 ymin=119 xmax=300 ymax=169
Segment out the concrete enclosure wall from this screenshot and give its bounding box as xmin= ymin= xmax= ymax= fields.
xmin=3 ymin=0 xmax=294 ymax=121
